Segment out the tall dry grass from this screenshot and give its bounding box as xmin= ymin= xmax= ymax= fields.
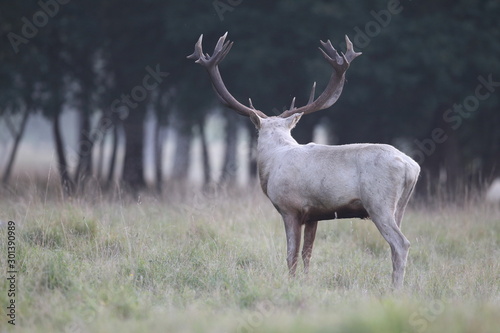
xmin=0 ymin=178 xmax=499 ymax=332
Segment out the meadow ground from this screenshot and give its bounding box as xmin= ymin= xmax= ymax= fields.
xmin=0 ymin=182 xmax=499 ymax=333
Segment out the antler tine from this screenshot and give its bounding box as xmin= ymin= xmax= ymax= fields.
xmin=289 ymin=97 xmax=296 ymax=110
xmin=187 ymin=32 xmax=267 ymax=118
xmin=308 ymin=82 xmax=317 ymax=104
xmin=344 ymin=35 xmax=362 ymax=63
xmin=279 ymin=36 xmax=360 ymax=118
xmin=187 ymin=34 xmax=204 ymax=61
xmin=249 ymin=98 xmax=256 ymax=110
xmin=319 ymin=40 xmax=344 ymax=68
xmin=191 ymin=34 xmax=234 ymax=67
xmin=211 ymin=32 xmax=234 ymax=64
xmin=214 ymin=31 xmax=228 ymax=53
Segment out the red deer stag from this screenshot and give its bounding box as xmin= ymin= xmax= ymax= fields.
xmin=188 ymin=32 xmax=420 ymax=289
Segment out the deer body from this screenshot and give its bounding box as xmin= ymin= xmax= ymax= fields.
xmin=252 ymin=113 xmax=420 ymax=286
xmin=188 ymin=32 xmax=420 ymax=288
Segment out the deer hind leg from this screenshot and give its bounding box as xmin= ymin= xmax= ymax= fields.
xmin=302 ymin=221 xmax=318 ymax=274
xmin=369 ymin=210 xmax=410 ymax=289
xmin=282 ymin=213 xmax=302 ymax=276
xmin=395 ymin=174 xmax=418 ymax=228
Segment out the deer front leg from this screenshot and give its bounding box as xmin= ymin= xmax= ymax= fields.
xmin=302 ymin=221 xmax=318 ymax=274
xmin=282 ymin=214 xmax=302 ymax=276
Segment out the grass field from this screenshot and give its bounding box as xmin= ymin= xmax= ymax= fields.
xmin=0 ymin=183 xmax=499 ymax=333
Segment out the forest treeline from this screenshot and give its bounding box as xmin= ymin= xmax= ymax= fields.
xmin=1 ymin=0 xmax=499 ymax=197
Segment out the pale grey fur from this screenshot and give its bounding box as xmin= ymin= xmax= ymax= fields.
xmin=188 ymin=32 xmax=420 ymax=289
xmin=251 ymin=112 xmax=420 ymax=289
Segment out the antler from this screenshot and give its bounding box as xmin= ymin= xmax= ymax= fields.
xmin=279 ymin=35 xmax=361 ymax=118
xmin=187 ymin=32 xmax=267 ymax=118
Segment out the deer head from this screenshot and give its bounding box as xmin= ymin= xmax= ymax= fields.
xmin=187 ymin=32 xmax=361 ymax=130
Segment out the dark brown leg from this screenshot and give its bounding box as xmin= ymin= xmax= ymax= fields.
xmin=302 ymin=221 xmax=318 ymax=274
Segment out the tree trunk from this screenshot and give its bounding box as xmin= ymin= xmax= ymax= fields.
xmin=171 ymin=124 xmax=192 ymax=184
xmin=247 ymin=122 xmax=258 ymax=183
xmin=220 ymin=112 xmax=239 ymax=186
xmin=153 ymin=91 xmax=170 ymax=193
xmin=53 ymin=111 xmax=75 ymax=197
xmin=154 ymin=120 xmax=164 ymax=193
xmin=419 ymin=105 xmax=462 ymax=200
xmin=97 ymin=129 xmax=106 ymax=181
xmin=482 ymin=109 xmax=500 ymax=181
xmin=198 ymin=118 xmax=212 ymax=187
xmin=107 ymin=122 xmax=120 ymax=186
xmin=122 ymin=105 xmax=145 ymax=192
xmin=2 ymin=107 xmax=30 ymax=184
xmin=74 ymin=94 xmax=93 ymax=189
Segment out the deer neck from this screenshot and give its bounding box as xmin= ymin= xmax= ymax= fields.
xmin=255 ymin=128 xmax=298 ymax=195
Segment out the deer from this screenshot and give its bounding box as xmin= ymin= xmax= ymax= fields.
xmin=188 ymin=32 xmax=420 ymax=289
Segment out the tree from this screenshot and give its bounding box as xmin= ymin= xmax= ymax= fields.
xmin=1 ymin=103 xmax=30 ymax=184
xmin=0 ymin=0 xmax=498 ymax=198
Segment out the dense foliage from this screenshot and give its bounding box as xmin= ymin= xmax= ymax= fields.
xmin=1 ymin=0 xmax=499 ymax=195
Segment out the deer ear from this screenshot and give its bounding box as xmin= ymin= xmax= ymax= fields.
xmin=286 ymin=112 xmax=303 ymax=129
xmin=249 ymin=110 xmax=262 ymax=129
